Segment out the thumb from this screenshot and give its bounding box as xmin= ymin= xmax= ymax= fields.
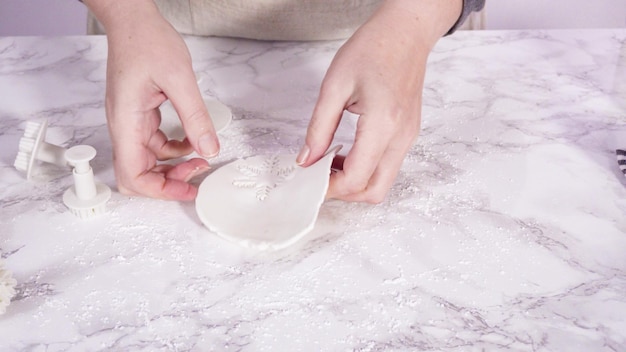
xmin=163 ymin=69 xmax=219 ymax=158
xmin=297 ymin=83 xmax=348 ymax=167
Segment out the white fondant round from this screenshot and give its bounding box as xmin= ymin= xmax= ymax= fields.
xmin=196 ymin=146 xmax=341 ymax=250
xmin=159 ymin=99 xmax=232 ymax=140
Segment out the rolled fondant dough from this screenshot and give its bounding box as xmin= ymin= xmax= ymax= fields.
xmin=195 ymin=146 xmax=342 ymax=250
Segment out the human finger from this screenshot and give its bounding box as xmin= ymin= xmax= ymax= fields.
xmin=147 ymin=128 xmax=194 ymax=161
xmin=328 ymin=109 xmax=396 ymax=197
xmin=327 ymin=140 xmax=408 ymax=203
xmin=162 ymin=66 xmax=220 ymax=159
xmin=297 ymin=78 xmax=351 ymax=167
xmin=120 ymin=158 xmax=210 ymax=200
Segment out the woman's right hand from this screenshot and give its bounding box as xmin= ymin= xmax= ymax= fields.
xmin=84 ymin=0 xmax=219 ymax=200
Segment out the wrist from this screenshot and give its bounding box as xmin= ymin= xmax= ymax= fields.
xmin=82 ymin=0 xmax=160 ymax=32
xmin=382 ymin=0 xmax=463 ymax=48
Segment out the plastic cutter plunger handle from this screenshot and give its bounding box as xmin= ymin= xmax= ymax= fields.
xmin=65 ymin=145 xmax=97 ymax=200
xmin=65 ymin=145 xmax=96 ymax=172
xmin=62 ymin=144 xmax=111 ymax=219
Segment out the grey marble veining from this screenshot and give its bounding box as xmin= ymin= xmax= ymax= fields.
xmin=0 ymin=29 xmax=625 ymax=351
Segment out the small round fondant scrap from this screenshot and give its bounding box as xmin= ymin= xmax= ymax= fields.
xmin=160 ymin=99 xmax=232 ymax=140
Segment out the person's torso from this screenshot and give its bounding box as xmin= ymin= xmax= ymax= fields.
xmin=152 ymin=0 xmax=382 ymax=40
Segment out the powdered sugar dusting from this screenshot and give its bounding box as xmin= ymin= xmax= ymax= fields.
xmin=1 ymin=31 xmax=625 ymax=351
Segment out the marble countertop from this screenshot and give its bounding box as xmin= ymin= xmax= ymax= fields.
xmin=1 ymin=29 xmax=625 ymax=351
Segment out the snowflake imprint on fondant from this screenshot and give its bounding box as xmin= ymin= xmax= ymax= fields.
xmin=233 ymin=155 xmax=296 ymax=201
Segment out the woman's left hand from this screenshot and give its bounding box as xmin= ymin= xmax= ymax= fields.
xmin=297 ymin=0 xmax=462 ymax=203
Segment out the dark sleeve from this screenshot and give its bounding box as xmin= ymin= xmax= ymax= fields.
xmin=447 ymin=0 xmax=486 ymax=35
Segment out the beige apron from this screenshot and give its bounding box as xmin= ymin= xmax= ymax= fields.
xmin=88 ymin=0 xmax=382 ymax=40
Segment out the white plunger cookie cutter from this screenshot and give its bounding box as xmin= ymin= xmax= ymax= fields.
xmin=62 ymin=145 xmax=111 ymax=219
xmin=14 ymin=119 xmax=67 ymax=179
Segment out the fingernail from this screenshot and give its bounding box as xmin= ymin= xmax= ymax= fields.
xmin=184 ymin=165 xmax=211 ymax=182
xmin=296 ymin=145 xmax=310 ymax=165
xmin=199 ymin=134 xmax=219 ymax=158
